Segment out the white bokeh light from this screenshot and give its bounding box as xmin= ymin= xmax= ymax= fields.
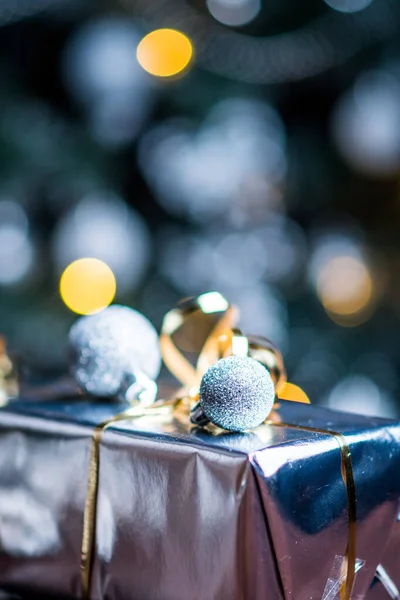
xmin=63 ymin=17 xmax=149 ymax=103
xmin=159 ymin=219 xmax=305 ymax=296
xmin=0 ymin=200 xmax=34 ymax=286
xmin=89 ymin=93 xmax=152 ymax=147
xmin=62 ymin=17 xmax=154 ymax=147
xmin=53 ymin=191 xmax=151 ymax=294
xmin=327 ymin=375 xmax=396 ymax=418
xmin=139 ymin=98 xmax=286 ymax=225
xmin=206 ymin=0 xmax=261 ymax=27
xmin=332 ymin=70 xmax=400 ymax=176
xmin=324 ymin=0 xmax=373 ymax=13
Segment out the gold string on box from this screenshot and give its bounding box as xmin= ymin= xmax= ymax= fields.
xmin=0 ymin=336 xmax=18 ymax=405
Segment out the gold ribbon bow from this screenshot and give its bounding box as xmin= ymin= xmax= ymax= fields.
xmin=160 ymin=291 xmax=239 ymax=395
xmin=160 ymin=291 xmax=290 ymax=402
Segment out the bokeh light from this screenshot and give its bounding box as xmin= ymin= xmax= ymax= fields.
xmin=206 ymin=0 xmax=261 ymax=26
xmin=59 ymin=258 xmax=116 ymax=315
xmin=317 ymin=256 xmax=373 ymax=325
xmin=136 ymin=29 xmax=193 ymax=78
xmin=139 ymin=98 xmax=286 ymax=225
xmin=63 ymin=17 xmax=149 ymax=105
xmin=324 ymin=0 xmax=373 ymax=13
xmin=159 ymin=219 xmax=305 ymax=299
xmin=89 ymin=94 xmax=153 ymax=148
xmin=352 ymin=352 xmax=399 ymax=395
xmin=62 ymin=17 xmax=153 ymax=147
xmin=53 ymin=191 xmax=151 ymax=294
xmin=332 ymin=70 xmax=400 ymax=176
xmin=309 ymin=230 xmax=365 ymax=286
xmin=308 ymin=228 xmax=376 ymax=326
xmin=231 ymin=285 xmax=288 ymax=351
xmin=0 ymin=200 xmax=34 ymax=286
xmin=327 ymin=375 xmax=396 ymax=418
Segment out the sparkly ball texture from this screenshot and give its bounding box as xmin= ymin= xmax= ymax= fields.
xmin=200 ymin=356 xmax=275 ymax=432
xmin=69 ymin=305 xmax=161 ymax=397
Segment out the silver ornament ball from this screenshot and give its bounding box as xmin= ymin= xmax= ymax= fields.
xmin=69 ymin=305 xmax=161 ymax=401
xmin=199 ymin=355 xmax=275 ymax=432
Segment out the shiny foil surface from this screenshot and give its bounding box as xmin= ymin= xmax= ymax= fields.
xmin=366 ymin=506 xmax=400 ymax=599
xmin=0 ymin=397 xmax=399 ymax=600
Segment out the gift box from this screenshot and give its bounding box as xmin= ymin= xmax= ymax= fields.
xmin=0 ymin=396 xmax=399 ymax=600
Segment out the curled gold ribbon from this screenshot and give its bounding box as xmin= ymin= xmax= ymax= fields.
xmin=214 ymin=329 xmax=288 ymax=393
xmin=160 ymin=291 xmax=290 ymax=399
xmin=160 ymin=291 xmax=239 ymax=391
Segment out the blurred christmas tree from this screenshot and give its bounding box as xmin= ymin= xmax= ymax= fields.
xmin=0 ymin=0 xmax=400 ymax=417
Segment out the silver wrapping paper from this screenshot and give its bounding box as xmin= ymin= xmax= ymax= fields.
xmin=366 ymin=506 xmax=400 ymax=599
xmin=0 ymin=398 xmax=399 ymax=600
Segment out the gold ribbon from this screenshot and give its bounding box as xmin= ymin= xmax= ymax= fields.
xmin=160 ymin=291 xmax=290 ymax=397
xmin=160 ymin=291 xmax=239 ymax=391
xmin=81 ymin=401 xmax=177 ymax=597
xmin=0 ymin=336 xmax=18 ymax=405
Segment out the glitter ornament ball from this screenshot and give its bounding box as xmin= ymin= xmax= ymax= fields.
xmin=69 ymin=305 xmax=161 ymax=401
xmin=198 ymin=355 xmax=275 ymax=432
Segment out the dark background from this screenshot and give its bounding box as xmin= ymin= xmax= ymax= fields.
xmin=0 ymin=0 xmax=400 ymax=418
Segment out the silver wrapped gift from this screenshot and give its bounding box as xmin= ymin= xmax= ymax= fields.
xmin=0 ymin=397 xmax=399 ymax=600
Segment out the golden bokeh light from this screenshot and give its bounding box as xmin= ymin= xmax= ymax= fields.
xmin=277 ymin=382 xmax=311 ymax=404
xmin=60 ymin=258 xmax=116 ymax=315
xmin=317 ymin=256 xmax=374 ymax=326
xmin=136 ymin=29 xmax=193 ymax=78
